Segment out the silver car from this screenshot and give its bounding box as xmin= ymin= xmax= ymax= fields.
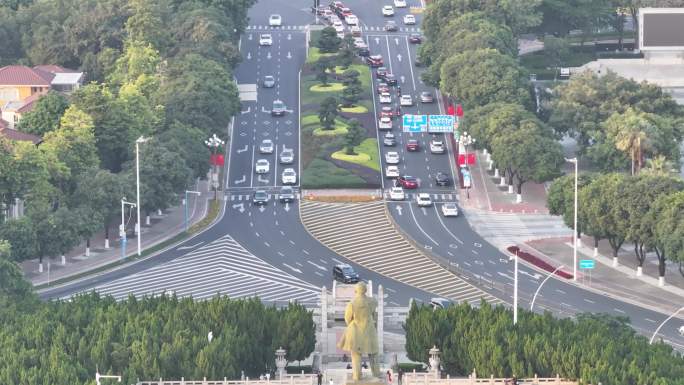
xmin=259 ymin=139 xmax=274 ymax=154
xmin=280 ymin=148 xmax=294 ymax=164
xmin=263 ymin=75 xmax=275 ymax=88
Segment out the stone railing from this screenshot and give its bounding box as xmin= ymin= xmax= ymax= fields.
xmin=403 ymin=372 xmax=577 ymax=385
xmin=138 ymin=374 xmax=317 ymax=385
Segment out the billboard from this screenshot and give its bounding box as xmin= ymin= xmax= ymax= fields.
xmin=428 ymin=115 xmax=455 ymax=133
xmin=639 ymin=8 xmax=684 ymax=51
xmin=402 ymin=114 xmax=428 ymax=133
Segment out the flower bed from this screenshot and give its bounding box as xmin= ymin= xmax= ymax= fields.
xmin=507 ymin=245 xmax=574 ymax=279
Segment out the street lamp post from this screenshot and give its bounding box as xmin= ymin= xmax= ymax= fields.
xmin=649 ymin=306 xmax=684 ymax=344
xmin=513 ymin=250 xmax=518 ymax=325
xmin=565 ymin=157 xmax=578 ymax=281
xmin=184 ymin=190 xmax=201 ymax=232
xmin=135 ymin=136 xmax=150 ymax=256
xmin=120 ymin=198 xmax=136 ymax=260
xmin=530 ymin=264 xmax=565 ymax=311
xmin=205 ymin=134 xmax=225 ymax=201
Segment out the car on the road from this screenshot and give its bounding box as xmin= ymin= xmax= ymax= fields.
xmin=406 ymin=139 xmax=419 ymax=151
xmin=384 ymin=73 xmax=397 ymax=85
xmin=259 ymin=139 xmax=274 ymax=154
xmin=384 ymin=20 xmax=398 ymax=31
xmin=380 ymin=106 xmax=395 ymax=119
xmin=376 ymin=66 xmax=388 ymax=78
xmin=441 ymin=203 xmax=459 ymax=217
xmin=394 ymin=0 xmax=407 ymax=7
xmin=385 ymin=151 xmax=400 ymax=164
xmin=397 ymin=175 xmax=418 ymax=189
xmin=259 ymin=34 xmax=273 ymax=46
xmin=416 ymin=193 xmax=433 ymax=207
xmin=429 ymin=139 xmax=445 ymax=154
xmin=253 ymin=190 xmax=269 ymax=205
xmin=321 ymin=9 xmax=334 ymax=20
xmin=382 ymin=5 xmax=394 ymax=16
xmin=400 ymin=94 xmax=413 ymax=106
xmin=262 ymin=75 xmax=276 ymax=88
xmin=435 ymin=172 xmax=450 ymax=186
xmin=430 ymin=297 xmax=454 ymax=310
xmin=356 ymin=46 xmax=370 ymax=57
xmin=281 ymin=168 xmax=297 ymax=184
xmin=345 ymin=14 xmax=358 ymax=25
xmin=271 ymin=99 xmax=286 ymax=116
xmin=279 ymin=186 xmax=295 ymax=203
xmin=279 ymin=148 xmax=294 ymax=164
xmin=351 ymin=25 xmax=362 ymax=37
xmin=383 ymin=132 xmax=396 ymax=146
xmin=409 ymin=33 xmax=423 ymax=44
xmin=385 ymin=165 xmax=400 ymax=178
xmin=679 ymin=325 xmax=684 ymax=337
xmin=379 ymin=116 xmax=393 ymax=130
xmin=353 ymin=37 xmax=367 ymax=48
xmin=403 ymin=14 xmax=416 ymax=25
xmin=269 ymin=14 xmax=282 ymax=26
xmin=379 ymin=92 xmax=392 ymax=104
xmin=420 ymin=91 xmax=434 ymax=103
xmin=339 ymin=7 xmax=353 ymax=18
xmin=330 ymin=1 xmax=344 ymax=11
xmin=366 ymin=55 xmax=384 ymax=67
xmin=332 ymin=20 xmax=345 ymax=33
xmin=376 ymin=82 xmax=390 ymax=94
xmin=333 ymin=263 xmax=359 ymax=284
xmin=389 ymin=186 xmax=405 ymax=200
xmin=255 ymin=159 xmax=270 ymax=174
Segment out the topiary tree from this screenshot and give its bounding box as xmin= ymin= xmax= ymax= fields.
xmin=341 ymin=83 xmax=363 ymax=107
xmin=344 ymin=119 xmax=365 ymax=155
xmin=318 ymin=97 xmax=338 ymax=130
xmin=317 ymin=27 xmax=342 ymax=53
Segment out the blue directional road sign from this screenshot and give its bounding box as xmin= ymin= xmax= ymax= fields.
xmin=428 ymin=114 xmax=455 ymax=133
xmin=402 ymin=114 xmax=427 ymax=133
xmin=579 ymin=259 xmax=595 ymax=269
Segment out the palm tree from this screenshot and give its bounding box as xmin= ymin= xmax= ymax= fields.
xmin=643 ymin=155 xmax=676 ymax=176
xmin=605 ymin=108 xmax=652 ymax=175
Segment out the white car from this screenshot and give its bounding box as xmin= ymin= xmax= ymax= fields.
xmin=430 ymin=140 xmax=445 ymax=154
xmin=255 ymin=159 xmax=270 ymax=174
xmin=400 ymin=94 xmax=413 ymax=106
xmin=281 ymin=168 xmax=297 ymax=184
xmin=269 ymin=14 xmax=282 ymax=26
xmin=382 ymin=5 xmax=394 ymax=16
xmin=259 ymin=34 xmax=273 ymax=46
xmin=345 ymin=14 xmax=358 ymax=25
xmin=385 ymin=165 xmax=400 ymax=178
xmin=353 ymin=37 xmax=368 ymax=49
xmin=403 ymin=14 xmax=416 ymax=25
xmin=380 ymin=92 xmax=392 ymax=104
xmin=389 ymin=187 xmax=405 ymax=201
xmin=259 ymin=139 xmax=274 ymax=154
xmin=441 ymin=203 xmax=459 ymax=217
xmin=679 ymin=325 xmax=684 ymax=337
xmin=378 ymin=116 xmax=393 ymax=130
xmin=416 ymin=193 xmax=433 ymax=207
xmin=385 ymin=151 xmax=400 ymax=164
xmin=394 ymin=0 xmax=407 ymax=7
xmin=332 ymin=20 xmax=345 ymax=33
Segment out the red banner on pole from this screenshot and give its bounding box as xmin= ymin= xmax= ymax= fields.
xmin=447 ymin=104 xmax=455 ymax=116
xmin=210 ymin=154 xmax=225 ymax=166
xmin=467 ymin=153 xmax=476 ymax=165
xmin=457 ymin=154 xmax=465 ymax=166
xmin=456 ymin=104 xmax=464 ymax=117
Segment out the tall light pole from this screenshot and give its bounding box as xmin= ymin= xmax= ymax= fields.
xmin=135 ymin=136 xmax=150 ymax=256
xmin=184 ymin=190 xmax=201 ymax=232
xmin=565 ymin=157 xmax=578 ymax=281
xmin=205 ymin=134 xmax=225 ymax=200
xmin=649 ymin=306 xmax=684 ymax=344
xmin=530 ymin=264 xmax=564 ymax=311
xmin=120 ymin=198 xmax=136 ymax=260
xmin=513 ymin=250 xmax=518 ymax=325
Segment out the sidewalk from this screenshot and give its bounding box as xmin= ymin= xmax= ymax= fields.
xmin=22 ymin=179 xmax=213 ymax=287
xmin=459 ymin=149 xmax=684 ymax=317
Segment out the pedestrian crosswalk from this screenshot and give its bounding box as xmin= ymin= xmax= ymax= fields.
xmin=300 ymin=200 xmax=501 ymax=306
xmin=246 ymin=25 xmax=421 ymax=33
xmin=67 ymin=235 xmax=320 ymax=304
xmin=465 ymin=211 xmax=572 ymax=249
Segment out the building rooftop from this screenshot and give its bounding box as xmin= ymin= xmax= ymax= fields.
xmin=0 ymin=127 xmax=42 ymax=144
xmin=0 ymin=65 xmax=53 ymax=86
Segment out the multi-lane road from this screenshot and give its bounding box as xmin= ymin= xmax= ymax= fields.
xmin=39 ymin=0 xmax=684 ymax=347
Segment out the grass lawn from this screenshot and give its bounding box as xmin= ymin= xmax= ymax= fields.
xmin=340 ymin=105 xmax=368 ymax=113
xmin=302 ymin=159 xmax=368 ymax=188
xmin=302 ymin=113 xmax=349 ymax=136
xmin=310 ymin=82 xmax=345 ymax=92
xmin=314 ymin=125 xmax=348 ymax=136
xmin=307 ymin=46 xmax=337 ymax=64
xmin=331 ymin=138 xmax=380 ymax=172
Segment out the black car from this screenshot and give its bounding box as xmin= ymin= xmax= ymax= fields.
xmin=409 ymin=33 xmax=422 ymax=44
xmin=357 ymin=47 xmax=370 ymax=57
xmin=253 ymin=190 xmax=269 ymax=205
xmin=384 ymin=21 xmax=398 ymax=32
xmin=279 ymin=186 xmax=295 ymax=203
xmin=435 ymin=172 xmax=450 ymax=186
xmin=333 ymin=263 xmax=359 ymax=284
xmin=384 ymin=73 xmax=397 ymax=85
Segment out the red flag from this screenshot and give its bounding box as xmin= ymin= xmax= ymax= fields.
xmin=447 ymin=104 xmax=455 ymax=116
xmin=467 ymin=153 xmax=476 ymax=165
xmin=455 ymin=104 xmax=464 ymax=117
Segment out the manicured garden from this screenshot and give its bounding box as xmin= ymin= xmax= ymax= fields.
xmin=299 ymin=28 xmax=381 ymax=189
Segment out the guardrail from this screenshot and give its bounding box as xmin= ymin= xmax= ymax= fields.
xmin=138 ymin=374 xmax=317 ymax=385
xmin=404 ymin=372 xmax=577 ymax=385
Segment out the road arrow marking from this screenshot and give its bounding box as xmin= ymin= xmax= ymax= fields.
xmin=287 ymin=33 xmax=291 ymax=40
xmin=248 ymin=34 xmax=252 ymax=40
xmin=400 ymin=75 xmax=405 ymax=83
xmin=234 ymin=175 xmax=246 ymax=184
xmin=247 ymin=52 xmax=252 ymax=60
xmin=232 ymin=203 xmax=245 ymax=213
xmin=287 ymin=51 xmax=292 ymax=59
xmin=520 ymin=270 xmax=542 ymax=280
xmin=284 ymin=202 xmax=291 ymax=212
xmin=307 ymin=261 xmax=327 ymax=271
xmin=395 ymin=205 xmax=403 ymax=215
xmin=241 ymin=106 xmax=251 ymax=114
xmin=262 ymin=106 xmax=271 ymax=113
xmin=283 ymin=263 xmax=302 ymax=274
xmin=267 ymin=52 xmax=272 ymax=59
xmin=259 ymin=205 xmax=266 ymax=213
xmin=421 ymin=207 xmax=427 ymax=215
xmin=397 ymin=53 xmax=402 ymax=62
xmin=237 ymin=145 xmax=248 ymax=153
xmin=394 ymin=38 xmax=399 ymax=45
xmin=374 ymin=37 xmax=380 ymax=44
xmin=257 ymin=175 xmax=269 ymax=183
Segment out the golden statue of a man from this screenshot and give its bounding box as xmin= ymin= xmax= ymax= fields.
xmin=337 ymin=282 xmax=381 ymax=381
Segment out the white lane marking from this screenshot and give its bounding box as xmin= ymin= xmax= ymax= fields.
xmin=319 ymin=259 xmax=328 ymax=264
xmin=307 ymin=261 xmax=327 ymax=271
xmin=432 ymin=205 xmax=465 ymax=245
xmin=484 ymin=272 xmax=493 ymax=278
xmin=177 ymin=241 xmax=205 ymax=251
xmin=645 ymin=318 xmax=656 ymax=323
xmin=384 ymin=35 xmax=393 ymax=74
xmin=584 ymin=299 xmax=595 ymax=304
xmin=289 ymin=240 xmax=296 ymax=245
xmin=404 ymin=35 xmax=417 ymax=89
xmin=463 ymin=261 xmax=471 ymax=267
xmin=264 ymin=241 xmax=270 ymax=247
xmin=283 ymin=263 xmax=302 ymax=274
xmin=332 ymin=257 xmax=344 ymax=264
xmin=555 ymin=289 xmax=566 ymax=294
xmin=249 ymin=141 xmax=256 ymax=187
xmin=315 ymin=271 xmax=324 ymax=277
xmin=302 ymin=249 xmax=310 ymax=255
xmin=614 ymin=308 xmax=625 ymax=314
xmin=407 ymin=203 xmax=439 ymax=246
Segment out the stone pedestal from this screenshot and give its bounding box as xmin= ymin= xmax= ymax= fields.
xmin=276 ymin=347 xmax=287 ymax=380
xmin=428 ymin=346 xmax=440 ymax=379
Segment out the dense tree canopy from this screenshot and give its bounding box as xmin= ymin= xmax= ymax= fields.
xmin=16 ymin=91 xmax=70 ymax=136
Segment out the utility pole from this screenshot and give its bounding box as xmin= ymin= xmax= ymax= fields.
xmin=135 ymin=136 xmax=150 ymax=256
xmin=184 ymin=190 xmax=201 ymax=232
